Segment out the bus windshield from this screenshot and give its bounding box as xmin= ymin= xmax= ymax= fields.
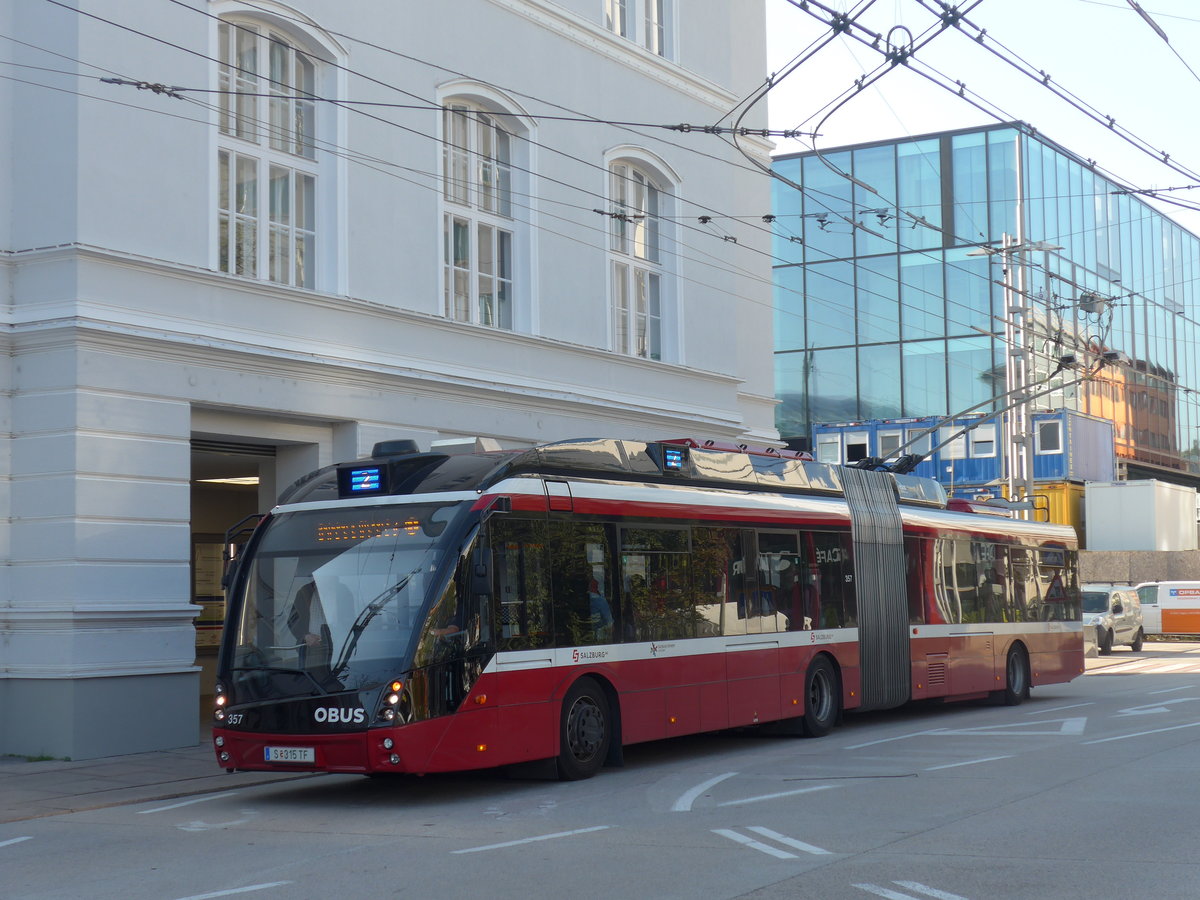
xmin=228 ymin=501 xmax=470 ymax=698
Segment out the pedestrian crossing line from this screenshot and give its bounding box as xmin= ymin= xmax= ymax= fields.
xmin=745 ymin=826 xmax=830 ymax=855
xmin=854 ymin=880 xmax=970 ymax=900
xmin=713 ymin=826 xmax=832 ymax=859
xmin=713 ymin=828 xmax=797 ymax=859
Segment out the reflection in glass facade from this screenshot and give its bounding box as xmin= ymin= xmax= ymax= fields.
xmin=773 ymin=122 xmax=1200 ymax=479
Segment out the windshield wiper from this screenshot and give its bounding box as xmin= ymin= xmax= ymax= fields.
xmin=331 ymin=564 xmax=424 ymax=677
xmin=231 ymin=664 xmax=331 ymax=696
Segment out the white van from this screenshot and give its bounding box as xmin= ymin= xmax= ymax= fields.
xmin=1134 ymin=581 xmax=1200 ymax=635
xmin=1081 ymin=585 xmax=1144 ymax=654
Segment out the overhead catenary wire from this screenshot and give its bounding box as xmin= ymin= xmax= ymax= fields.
xmin=25 ymin=2 xmax=1062 ymax=349
xmin=20 ymin=2 xmax=1199 ymax=413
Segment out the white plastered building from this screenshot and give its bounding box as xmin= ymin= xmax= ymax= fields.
xmin=0 ymin=0 xmax=775 ymax=758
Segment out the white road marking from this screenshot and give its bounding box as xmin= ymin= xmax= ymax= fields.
xmin=172 ymin=882 xmax=291 ymax=900
xmin=717 ymin=784 xmax=838 ymax=807
xmin=893 ymin=880 xmax=971 ymax=900
xmin=746 ymin=826 xmax=830 ymax=855
xmin=452 ymin=825 xmax=610 ymax=854
xmin=1084 ymin=721 xmax=1200 ymax=744
xmin=138 ymin=792 xmax=239 ymax=814
xmin=1115 ymin=697 xmax=1198 ymax=716
xmin=1149 ymin=685 xmax=1192 ymax=694
xmin=845 ymin=729 xmax=941 ymax=749
xmin=855 ymin=882 xmax=969 ymax=900
xmin=925 ymin=755 xmax=1012 ymax=771
xmin=928 ymin=716 xmax=1087 ymax=737
xmin=1027 ymin=701 xmax=1092 ymax=714
xmin=713 ymin=828 xmax=797 ymax=859
xmin=0 ymin=836 xmax=33 ymax=849
xmin=672 ymin=772 xmax=738 ymax=812
xmin=854 ymin=884 xmax=920 ymax=899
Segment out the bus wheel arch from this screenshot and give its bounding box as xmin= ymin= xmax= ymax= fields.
xmin=801 ymin=653 xmax=841 ymax=737
xmin=557 ymin=675 xmax=619 ymax=780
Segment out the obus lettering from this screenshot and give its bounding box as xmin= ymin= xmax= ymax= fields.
xmin=313 ymin=707 xmax=366 ymax=725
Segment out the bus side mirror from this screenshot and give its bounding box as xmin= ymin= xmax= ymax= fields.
xmin=471 ymin=547 xmax=493 ymax=596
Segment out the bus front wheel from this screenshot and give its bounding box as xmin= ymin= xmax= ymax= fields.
xmin=801 ymin=656 xmax=839 ymax=738
xmin=558 ymin=678 xmax=611 ymax=780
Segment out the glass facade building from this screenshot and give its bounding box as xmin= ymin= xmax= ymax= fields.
xmin=772 ymin=122 xmax=1200 ymax=483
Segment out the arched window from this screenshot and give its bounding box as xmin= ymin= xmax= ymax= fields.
xmin=215 ymin=14 xmax=337 ymax=290
xmin=608 ymin=157 xmax=674 ymax=360
xmin=441 ymin=93 xmax=530 ymax=330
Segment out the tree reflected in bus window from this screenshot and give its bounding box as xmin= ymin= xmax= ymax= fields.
xmin=489 ymin=517 xmax=552 ymax=651
xmin=548 ymin=521 xmax=615 ymax=646
xmin=690 ymin=527 xmax=734 ymax=636
xmin=620 ymin=526 xmax=694 ymax=641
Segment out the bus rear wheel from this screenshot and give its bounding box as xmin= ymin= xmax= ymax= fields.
xmin=558 ymin=678 xmax=611 ymax=780
xmin=999 ymin=645 xmax=1030 ymax=706
xmin=801 ymin=656 xmax=839 ymax=738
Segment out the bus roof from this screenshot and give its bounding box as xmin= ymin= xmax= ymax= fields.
xmin=280 ymin=438 xmax=949 ymax=510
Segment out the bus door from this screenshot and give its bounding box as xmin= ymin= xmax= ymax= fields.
xmin=725 ymin=530 xmax=783 ymax=727
xmin=416 ymin=532 xmax=496 ymax=715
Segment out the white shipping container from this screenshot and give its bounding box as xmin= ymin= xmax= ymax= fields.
xmin=1084 ymin=480 xmax=1198 ymax=551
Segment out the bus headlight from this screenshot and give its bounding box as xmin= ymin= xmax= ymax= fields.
xmin=378 ymin=679 xmax=409 ymax=723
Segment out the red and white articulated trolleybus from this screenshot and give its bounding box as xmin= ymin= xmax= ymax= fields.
xmin=212 ymin=438 xmax=1083 ymax=779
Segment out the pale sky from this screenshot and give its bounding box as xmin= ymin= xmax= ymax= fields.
xmin=763 ymin=0 xmax=1200 ymax=232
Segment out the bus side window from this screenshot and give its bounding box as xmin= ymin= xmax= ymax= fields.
xmin=549 ymin=521 xmax=614 ymax=647
xmin=690 ymin=527 xmax=733 ymax=637
xmin=904 ymin=535 xmax=929 ymax=625
xmin=620 ymin=526 xmax=692 ymax=642
xmin=810 ymin=531 xmax=854 ymax=628
xmin=489 ymin=518 xmax=551 ymax=651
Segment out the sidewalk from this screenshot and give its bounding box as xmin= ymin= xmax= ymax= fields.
xmin=0 ymin=725 xmax=321 ymax=824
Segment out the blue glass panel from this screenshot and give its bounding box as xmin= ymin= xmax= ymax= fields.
xmin=774 ymin=351 xmax=811 ymax=438
xmin=774 ymin=266 xmax=805 ymax=352
xmin=771 ymin=166 xmax=806 ymax=264
xmin=859 ymin=343 xmax=902 ymax=419
xmin=900 ymin=251 xmax=944 ymax=339
xmin=987 ymin=129 xmax=1018 ymax=242
xmin=902 ymin=339 xmax=947 ymax=417
xmin=857 ymin=255 xmax=900 ymax=343
xmin=944 ymin=247 xmax=993 ymax=336
xmin=853 ymin=144 xmax=897 ymax=257
xmin=897 ymin=139 xmax=942 ymax=250
xmin=804 ymin=260 xmax=856 ymax=347
xmin=1041 ymin=140 xmax=1058 ymax=244
xmin=807 ymin=347 xmax=858 ymax=423
xmin=946 ymin=335 xmax=998 ymax=413
xmin=951 ymin=132 xmax=989 ymax=244
xmin=802 ymin=152 xmax=854 ymax=260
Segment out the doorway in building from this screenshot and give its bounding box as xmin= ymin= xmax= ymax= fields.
xmin=190 ymin=440 xmax=276 ymax=710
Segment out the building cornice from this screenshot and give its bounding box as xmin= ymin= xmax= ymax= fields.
xmin=4 ymin=243 xmax=750 ymax=432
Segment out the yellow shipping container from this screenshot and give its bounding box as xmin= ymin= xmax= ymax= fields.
xmin=1029 ymin=481 xmax=1086 ymax=540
